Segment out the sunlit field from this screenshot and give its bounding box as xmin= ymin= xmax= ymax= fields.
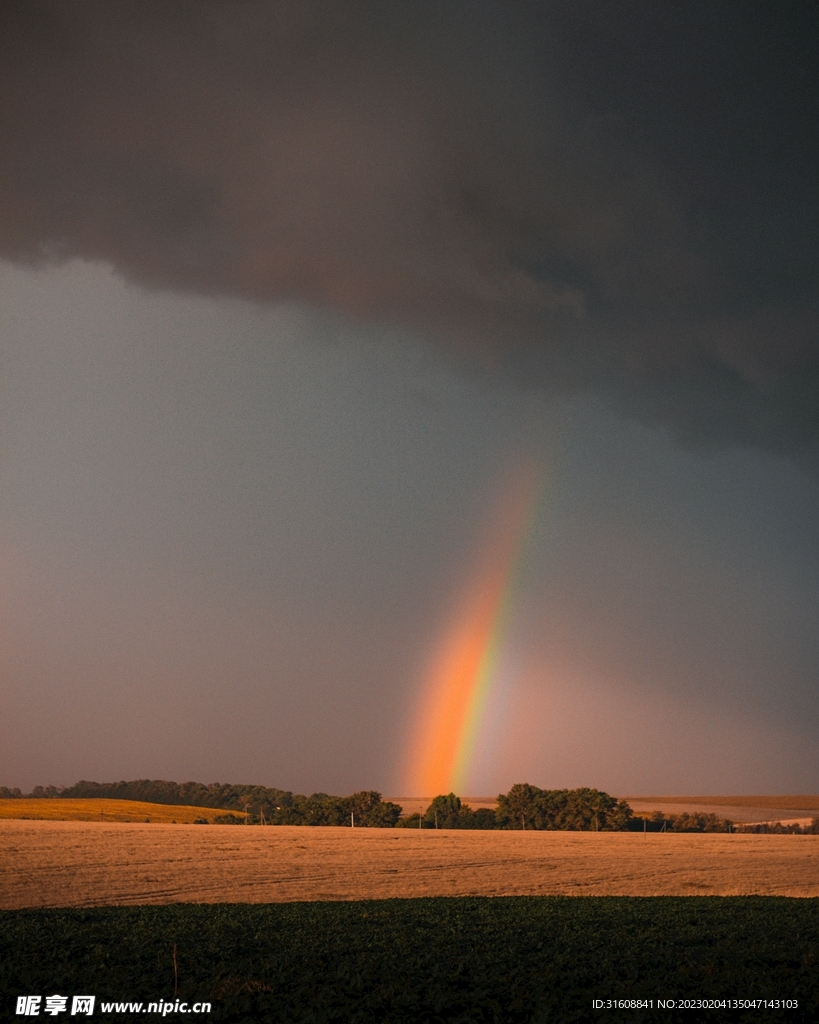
xmin=0 ymin=798 xmax=219 ymax=824
xmin=3 ymin=820 xmax=819 ymax=910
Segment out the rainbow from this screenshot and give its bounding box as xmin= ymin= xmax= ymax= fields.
xmin=405 ymin=460 xmax=543 ymax=796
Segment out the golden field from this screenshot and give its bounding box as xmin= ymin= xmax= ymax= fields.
xmin=2 ymin=820 xmax=818 ymax=909
xmin=0 ymin=798 xmax=224 ymax=824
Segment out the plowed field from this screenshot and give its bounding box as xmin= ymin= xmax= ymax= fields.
xmin=2 ymin=820 xmax=818 ymax=909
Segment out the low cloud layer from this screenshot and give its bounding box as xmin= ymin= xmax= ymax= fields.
xmin=2 ymin=1 xmax=817 ymax=451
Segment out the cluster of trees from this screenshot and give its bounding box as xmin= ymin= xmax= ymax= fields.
xmin=0 ymin=780 xmax=402 ymax=827
xmin=203 ymin=791 xmax=403 ymax=827
xmin=22 ymin=779 xmax=297 ymax=812
xmin=397 ymin=786 xmax=633 ymax=831
xmin=735 ymin=819 xmax=819 ymax=835
xmin=256 ymin=790 xmax=403 ymax=827
xmin=496 ymin=784 xmax=633 ymax=831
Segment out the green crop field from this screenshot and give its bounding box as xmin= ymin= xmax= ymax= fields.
xmin=2 ymin=898 xmax=817 ymax=1022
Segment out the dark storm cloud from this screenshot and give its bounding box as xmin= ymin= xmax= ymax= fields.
xmin=1 ymin=1 xmax=817 ymax=450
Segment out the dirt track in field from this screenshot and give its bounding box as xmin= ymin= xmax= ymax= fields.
xmin=2 ymin=821 xmax=819 ymax=908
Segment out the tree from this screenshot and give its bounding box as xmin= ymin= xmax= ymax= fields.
xmin=423 ymin=793 xmax=462 ymax=829
xmin=608 ymin=799 xmax=633 ymax=831
xmin=345 ymin=791 xmax=402 ymax=827
xmin=471 ymin=807 xmax=498 ymax=829
xmin=365 ymin=799 xmax=403 ymax=828
xmin=497 ymin=783 xmax=540 ymax=830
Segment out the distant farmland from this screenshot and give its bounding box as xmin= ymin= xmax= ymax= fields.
xmin=625 ymin=795 xmax=819 ymax=810
xmin=624 ymin=795 xmax=819 ymax=825
xmin=0 ymin=799 xmax=225 ymax=824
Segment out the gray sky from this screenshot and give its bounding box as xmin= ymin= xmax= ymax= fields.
xmin=1 ymin=2 xmax=817 ymax=796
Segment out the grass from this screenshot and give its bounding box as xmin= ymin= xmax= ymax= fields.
xmin=0 ymin=799 xmax=219 ymax=823
xmin=2 ymin=898 xmax=817 ymax=1022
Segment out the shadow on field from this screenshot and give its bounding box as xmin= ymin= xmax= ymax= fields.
xmin=1 ymin=897 xmax=818 ymax=1022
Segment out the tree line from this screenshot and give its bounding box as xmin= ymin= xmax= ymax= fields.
xmin=1 ymin=780 xmax=632 ymax=830
xmin=0 ymin=780 xmax=654 ymax=832
xmin=0 ymin=781 xmax=402 ymax=827
xmin=6 ymin=780 xmax=816 ymax=833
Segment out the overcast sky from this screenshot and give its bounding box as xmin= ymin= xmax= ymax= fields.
xmin=1 ymin=2 xmax=817 ymax=797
